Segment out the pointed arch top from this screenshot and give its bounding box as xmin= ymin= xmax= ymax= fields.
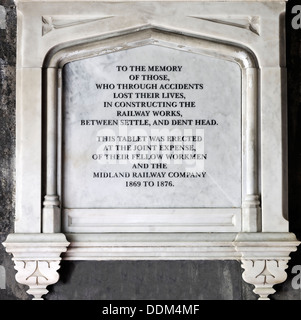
xmin=43 ymin=28 xmax=258 ymax=70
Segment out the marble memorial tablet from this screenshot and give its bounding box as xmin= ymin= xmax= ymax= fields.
xmin=63 ymin=45 xmax=241 ymax=209
xmin=6 ymin=0 xmax=299 ymax=301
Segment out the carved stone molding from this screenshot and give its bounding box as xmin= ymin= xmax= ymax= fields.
xmin=3 ymin=232 xmax=300 ymax=299
xmin=42 ymin=15 xmax=115 ymax=36
xmin=2 ymin=233 xmax=69 ymax=300
xmin=189 ymin=16 xmax=260 ymax=35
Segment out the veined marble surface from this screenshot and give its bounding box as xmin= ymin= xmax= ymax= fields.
xmin=63 ymin=45 xmax=241 ymax=208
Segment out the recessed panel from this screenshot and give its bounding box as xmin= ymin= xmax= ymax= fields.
xmin=63 ymin=45 xmax=241 ymax=209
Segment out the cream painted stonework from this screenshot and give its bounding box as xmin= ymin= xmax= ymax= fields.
xmin=2 ymin=0 xmax=300 ymax=300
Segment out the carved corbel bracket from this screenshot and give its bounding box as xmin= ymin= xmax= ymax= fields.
xmin=2 ymin=233 xmax=69 ymax=300
xmin=240 ymin=259 xmax=289 ymax=299
xmin=235 ymin=233 xmax=300 ymax=300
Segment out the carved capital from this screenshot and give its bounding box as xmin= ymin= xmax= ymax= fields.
xmin=43 ymin=194 xmax=60 ymax=207
xmin=241 ymin=259 xmax=289 ymax=300
xmin=2 ymin=233 xmax=69 ymax=300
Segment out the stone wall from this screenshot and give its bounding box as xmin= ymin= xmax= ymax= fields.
xmin=0 ymin=0 xmax=300 ymax=300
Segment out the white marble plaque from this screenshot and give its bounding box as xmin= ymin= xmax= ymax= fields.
xmin=63 ymin=45 xmax=241 ymax=208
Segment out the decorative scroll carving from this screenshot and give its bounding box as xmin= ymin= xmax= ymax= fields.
xmin=42 ymin=16 xmax=114 ymax=36
xmin=235 ymin=233 xmax=300 ymax=299
xmin=14 ymin=260 xmax=61 ymax=300
xmin=189 ymin=16 xmax=260 ymax=35
xmin=2 ymin=233 xmax=69 ymax=300
xmin=241 ymin=259 xmax=289 ymax=300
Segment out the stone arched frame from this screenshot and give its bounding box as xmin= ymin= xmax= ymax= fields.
xmin=41 ymin=27 xmax=260 ymax=233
